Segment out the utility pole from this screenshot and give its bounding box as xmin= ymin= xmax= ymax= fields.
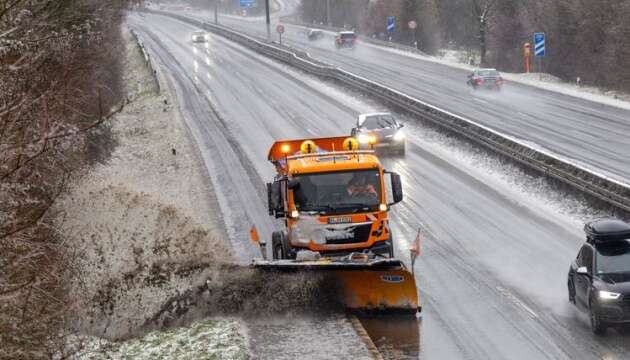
xmin=214 ymin=0 xmax=218 ymax=24
xmin=265 ymin=0 xmax=271 ymax=42
xmin=326 ymin=0 xmax=331 ymax=27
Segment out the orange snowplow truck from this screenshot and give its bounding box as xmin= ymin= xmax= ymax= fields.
xmin=266 ymin=136 xmax=403 ymax=259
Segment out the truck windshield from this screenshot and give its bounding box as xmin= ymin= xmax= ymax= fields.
xmin=293 ymin=170 xmax=381 ymax=214
xmin=596 ymin=241 xmax=630 ymax=274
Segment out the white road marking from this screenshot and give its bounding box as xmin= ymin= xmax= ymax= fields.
xmin=473 ymin=98 xmax=488 ymax=104
xmin=496 ymin=286 xmax=539 ymax=318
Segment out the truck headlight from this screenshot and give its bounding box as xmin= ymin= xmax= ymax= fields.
xmin=599 ymin=290 xmax=621 ymax=300
xmin=394 ymin=131 xmax=405 ymax=141
xmin=358 ymin=134 xmax=369 ymax=144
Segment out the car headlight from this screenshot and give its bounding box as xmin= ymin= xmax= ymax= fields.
xmin=599 ymin=290 xmax=621 ymax=300
xmin=394 ymin=130 xmax=405 ymax=141
xmin=358 ymin=134 xmax=369 ymax=144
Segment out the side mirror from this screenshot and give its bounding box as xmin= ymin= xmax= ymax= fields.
xmin=389 ymin=172 xmax=403 ymax=205
xmin=267 ymin=181 xmax=284 ymax=217
xmin=576 ymin=266 xmax=589 ymax=275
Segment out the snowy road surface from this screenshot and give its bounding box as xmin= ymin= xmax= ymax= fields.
xmin=184 ymin=6 xmax=630 ymax=186
xmin=129 ymin=12 xmax=630 ymax=360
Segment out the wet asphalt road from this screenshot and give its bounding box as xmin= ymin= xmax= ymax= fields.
xmin=129 ymin=12 xmax=630 ymax=360
xmin=188 ymin=6 xmax=630 ymax=186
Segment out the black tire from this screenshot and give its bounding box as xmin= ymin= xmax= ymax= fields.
xmin=589 ymin=300 xmax=607 ymax=335
xmin=567 ymin=279 xmax=575 ymax=304
xmin=398 ymin=144 xmax=406 ymax=156
xmin=387 ymin=235 xmax=395 ymax=258
xmin=272 ymin=231 xmax=287 ymax=260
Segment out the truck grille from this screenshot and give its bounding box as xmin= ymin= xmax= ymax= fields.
xmin=326 ymin=224 xmax=372 ymax=245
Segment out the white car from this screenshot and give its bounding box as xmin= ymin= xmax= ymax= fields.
xmin=351 ymin=113 xmax=405 ymax=154
xmin=191 ymin=31 xmax=208 ymax=43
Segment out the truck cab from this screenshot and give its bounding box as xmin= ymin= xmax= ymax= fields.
xmin=266 ymin=137 xmax=403 ymax=260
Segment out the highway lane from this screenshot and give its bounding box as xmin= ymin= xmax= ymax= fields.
xmin=129 ymin=13 xmax=630 ymax=360
xmin=180 ymin=7 xmax=630 ymax=186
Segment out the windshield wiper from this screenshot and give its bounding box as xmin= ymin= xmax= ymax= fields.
xmin=300 ymin=204 xmax=335 ymax=213
xmin=333 ymin=203 xmax=375 ymax=212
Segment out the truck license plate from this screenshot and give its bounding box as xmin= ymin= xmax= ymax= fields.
xmin=328 ymin=216 xmax=352 ymax=224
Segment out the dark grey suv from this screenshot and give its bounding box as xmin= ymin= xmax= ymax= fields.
xmin=568 ymin=219 xmax=630 ymax=334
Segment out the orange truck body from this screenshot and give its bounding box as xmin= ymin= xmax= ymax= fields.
xmin=267 ymin=136 xmax=401 ymax=258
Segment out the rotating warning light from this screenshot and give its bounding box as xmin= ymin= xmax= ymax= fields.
xmin=281 ymin=144 xmax=291 ymax=154
xmin=300 ymin=140 xmax=317 ymax=154
xmin=343 ymin=137 xmax=359 ymax=151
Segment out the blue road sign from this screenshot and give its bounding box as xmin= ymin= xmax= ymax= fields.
xmin=387 ymin=16 xmax=395 ymax=33
xmin=240 ymin=0 xmax=257 ymax=7
xmin=534 ymin=32 xmax=545 ymax=57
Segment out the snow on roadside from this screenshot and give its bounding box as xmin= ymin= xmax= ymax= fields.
xmin=55 ymin=26 xmax=236 ymax=342
xmin=75 ymin=318 xmax=249 ymax=360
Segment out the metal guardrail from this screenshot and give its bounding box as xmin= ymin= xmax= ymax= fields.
xmin=149 ymin=10 xmax=630 ymax=213
xmin=130 ymin=28 xmax=162 ymax=94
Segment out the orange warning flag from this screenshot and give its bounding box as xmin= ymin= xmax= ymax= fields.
xmin=249 ymin=225 xmax=259 ymax=243
xmin=410 ymin=228 xmax=422 ymax=273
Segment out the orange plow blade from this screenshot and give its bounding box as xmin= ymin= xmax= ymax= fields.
xmin=252 ymin=258 xmax=420 ymax=314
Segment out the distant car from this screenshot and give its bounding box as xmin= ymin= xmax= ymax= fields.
xmin=191 ymin=31 xmax=208 ymax=43
xmin=307 ymin=29 xmax=324 ymax=41
xmin=568 ymin=219 xmax=630 ymax=334
xmin=467 ymin=68 xmax=504 ymax=90
xmin=351 ymin=113 xmax=405 ymax=154
xmin=335 ymin=31 xmax=356 ymax=49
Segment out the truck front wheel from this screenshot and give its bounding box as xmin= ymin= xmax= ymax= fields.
xmin=272 ymin=231 xmax=288 ymax=260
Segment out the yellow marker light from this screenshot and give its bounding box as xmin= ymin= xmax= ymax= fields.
xmin=343 ymin=137 xmax=359 ymax=151
xmin=281 ymin=144 xmax=291 ymax=154
xmin=291 ymin=210 xmax=299 ymax=218
xmin=300 ymin=140 xmax=317 ymax=154
xmin=379 ymin=204 xmax=387 ymax=211
xmin=368 ymin=135 xmax=377 ymax=145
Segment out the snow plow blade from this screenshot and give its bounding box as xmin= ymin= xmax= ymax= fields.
xmin=252 ymin=258 xmax=420 ymax=314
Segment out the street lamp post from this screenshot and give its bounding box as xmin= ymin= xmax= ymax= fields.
xmin=214 ymin=0 xmax=218 ymax=24
xmin=265 ymin=0 xmax=271 ymax=42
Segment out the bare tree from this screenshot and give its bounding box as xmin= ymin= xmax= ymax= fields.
xmin=470 ymin=0 xmax=497 ymax=66
xmin=0 ymin=1 xmax=126 ymax=357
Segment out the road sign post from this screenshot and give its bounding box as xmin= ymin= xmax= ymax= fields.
xmin=276 ymin=24 xmax=285 ymax=45
xmin=387 ymin=16 xmax=395 ymax=41
xmin=534 ymin=32 xmax=545 ymax=80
